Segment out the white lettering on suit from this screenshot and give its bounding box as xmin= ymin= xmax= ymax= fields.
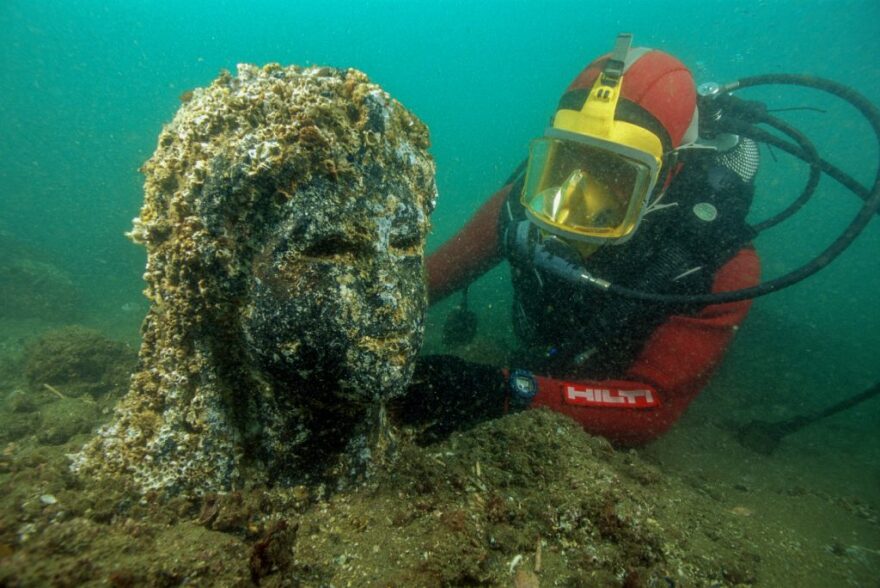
xmin=564 ymin=385 xmax=657 ymax=407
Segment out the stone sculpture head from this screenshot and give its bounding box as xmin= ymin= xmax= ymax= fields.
xmin=242 ymin=132 xmax=431 ymax=410
xmin=74 ymin=64 xmax=436 ymax=494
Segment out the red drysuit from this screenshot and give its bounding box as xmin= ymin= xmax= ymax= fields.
xmin=427 ymin=184 xmax=760 ymax=445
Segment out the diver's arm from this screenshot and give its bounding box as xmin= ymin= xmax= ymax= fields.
xmin=426 ymin=184 xmax=512 ymax=304
xmin=530 ymin=247 xmax=761 ymax=445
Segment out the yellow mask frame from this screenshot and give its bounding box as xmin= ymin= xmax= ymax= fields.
xmin=521 ymin=34 xmax=666 ymax=244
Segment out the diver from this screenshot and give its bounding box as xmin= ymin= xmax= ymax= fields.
xmin=397 ymin=33 xmax=880 ymax=446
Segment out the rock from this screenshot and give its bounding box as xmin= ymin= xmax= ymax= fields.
xmin=22 ymin=326 xmax=136 ymax=398
xmin=73 ymin=64 xmax=436 ymax=496
xmin=4 ymin=389 xmax=37 ymax=413
xmin=0 ymin=411 xmax=41 ymax=443
xmin=38 ymin=397 xmax=100 ymax=445
xmin=0 ymin=233 xmax=81 ymax=321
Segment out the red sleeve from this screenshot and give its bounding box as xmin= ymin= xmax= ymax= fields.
xmin=426 ymin=184 xmax=511 ymax=304
xmin=530 ymin=247 xmax=761 ymax=446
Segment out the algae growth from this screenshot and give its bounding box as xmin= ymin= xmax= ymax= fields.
xmin=72 ymin=64 xmax=436 ymax=496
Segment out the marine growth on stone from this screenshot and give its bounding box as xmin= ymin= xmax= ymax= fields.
xmin=72 ymin=64 xmax=437 ymax=495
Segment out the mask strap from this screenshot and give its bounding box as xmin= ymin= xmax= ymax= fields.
xmin=602 ymin=33 xmax=633 ymax=86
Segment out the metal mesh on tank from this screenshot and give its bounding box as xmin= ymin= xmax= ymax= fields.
xmin=716 ymin=137 xmax=760 ymax=183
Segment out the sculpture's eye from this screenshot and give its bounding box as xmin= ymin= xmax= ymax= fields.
xmin=301 ymin=235 xmax=363 ymax=259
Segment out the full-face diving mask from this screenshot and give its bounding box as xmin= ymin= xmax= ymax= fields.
xmin=521 ymin=35 xmax=665 ymax=245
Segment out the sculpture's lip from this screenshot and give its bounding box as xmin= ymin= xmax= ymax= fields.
xmin=355 ymin=333 xmax=416 ymax=358
xmin=357 ymin=333 xmax=414 ymax=346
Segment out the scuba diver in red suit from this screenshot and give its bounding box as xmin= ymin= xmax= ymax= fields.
xmin=399 ymin=34 xmax=763 ymax=445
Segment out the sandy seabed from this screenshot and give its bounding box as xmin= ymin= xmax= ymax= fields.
xmin=0 ymin=314 xmax=877 ymax=587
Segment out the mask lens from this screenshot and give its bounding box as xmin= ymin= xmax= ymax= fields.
xmin=522 ymin=137 xmax=653 ymax=241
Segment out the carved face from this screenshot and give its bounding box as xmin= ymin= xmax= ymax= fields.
xmin=242 ymin=174 xmax=430 ymax=407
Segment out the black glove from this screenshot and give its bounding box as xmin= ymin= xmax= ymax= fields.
xmin=395 ymin=354 xmax=507 ymax=442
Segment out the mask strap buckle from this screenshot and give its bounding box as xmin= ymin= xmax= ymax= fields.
xmin=602 ymin=33 xmax=633 ymax=87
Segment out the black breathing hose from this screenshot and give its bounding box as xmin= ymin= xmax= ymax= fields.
xmin=732 ymin=112 xmax=822 ymax=233
xmin=727 ymin=101 xmax=875 ymax=209
xmin=582 ymin=73 xmax=880 ymax=305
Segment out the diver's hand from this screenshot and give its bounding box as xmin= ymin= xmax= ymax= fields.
xmin=396 ymin=354 xmax=507 ymax=441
